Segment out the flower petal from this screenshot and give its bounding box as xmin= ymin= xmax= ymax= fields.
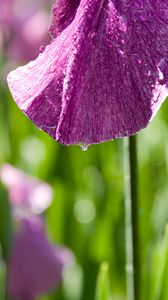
xmin=49 ymin=0 xmax=80 ymax=38
xmin=7 ymin=26 xmax=72 ymax=138
xmin=8 ymin=217 xmax=66 ymax=299
xmin=8 ymin=0 xmax=168 ymax=145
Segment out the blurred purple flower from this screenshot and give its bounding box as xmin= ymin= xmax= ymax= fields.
xmin=8 ymin=216 xmax=72 ymax=300
xmin=0 ymin=0 xmax=50 ymax=62
xmin=0 ymin=164 xmax=53 ymax=216
xmin=0 ymin=164 xmax=73 ymax=299
xmin=7 ymin=0 xmax=168 ymax=145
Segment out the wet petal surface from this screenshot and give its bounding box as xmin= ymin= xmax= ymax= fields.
xmin=49 ymin=0 xmax=80 ymax=38
xmin=8 ymin=0 xmax=168 ymax=145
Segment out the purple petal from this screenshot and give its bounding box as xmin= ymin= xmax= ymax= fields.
xmin=7 ymin=22 xmax=74 ymax=139
xmin=49 ymin=0 xmax=80 ymax=38
xmin=8 ymin=216 xmax=66 ymax=299
xmin=8 ymin=0 xmax=168 ymax=145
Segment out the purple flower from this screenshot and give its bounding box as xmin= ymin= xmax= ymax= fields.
xmin=8 ymin=216 xmax=72 ymax=300
xmin=0 ymin=164 xmax=53 ymax=216
xmin=0 ymin=164 xmax=73 ymax=299
xmin=7 ymin=0 xmax=168 ymax=145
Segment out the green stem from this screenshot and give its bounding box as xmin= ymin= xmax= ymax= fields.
xmin=5 ymin=264 xmax=9 ymax=300
xmin=124 ymin=136 xmax=140 ymax=300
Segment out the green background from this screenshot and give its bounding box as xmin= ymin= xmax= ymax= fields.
xmin=1 ymin=73 xmax=168 ymax=299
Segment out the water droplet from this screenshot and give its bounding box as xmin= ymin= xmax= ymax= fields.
xmin=78 ymin=144 xmax=90 ymax=151
xmin=39 ymin=45 xmax=45 ymax=53
xmin=118 ymin=49 xmax=124 ymax=56
xmin=119 ymin=16 xmax=127 ymax=32
xmin=72 ymin=48 xmax=78 ymax=55
xmin=91 ymin=32 xmax=96 ymax=39
xmin=133 ymin=53 xmax=142 ymax=64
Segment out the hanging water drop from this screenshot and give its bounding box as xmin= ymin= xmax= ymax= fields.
xmin=78 ymin=144 xmax=90 ymax=151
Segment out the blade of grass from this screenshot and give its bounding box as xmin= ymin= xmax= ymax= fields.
xmin=153 ymin=225 xmax=168 ymax=300
xmin=95 ymin=262 xmax=112 ymax=300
